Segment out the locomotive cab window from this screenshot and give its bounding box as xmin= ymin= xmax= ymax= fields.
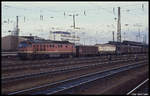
xmin=58 ymin=45 xmax=61 ymax=48
xmin=18 ymin=42 xmax=31 ymax=48
xmin=40 ymin=45 xmax=42 ymax=51
xmin=33 ymin=45 xmax=36 ymax=48
xmin=43 ymin=45 xmax=46 ymax=50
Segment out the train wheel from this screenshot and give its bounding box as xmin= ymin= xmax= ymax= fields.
xmin=69 ymin=54 xmax=73 ymax=58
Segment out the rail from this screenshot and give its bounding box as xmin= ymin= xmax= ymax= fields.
xmin=2 ymin=52 xmax=17 ymax=56
xmin=2 ymin=58 xmax=141 ymax=83
xmin=126 ymin=79 xmax=149 ymax=95
xmin=8 ymin=61 xmax=147 ymax=95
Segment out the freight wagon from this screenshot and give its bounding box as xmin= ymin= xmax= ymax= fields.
xmin=76 ymin=45 xmax=98 ymax=57
xmin=95 ymin=44 xmax=116 ymax=55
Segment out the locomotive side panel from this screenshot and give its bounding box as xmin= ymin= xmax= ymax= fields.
xmin=31 ymin=43 xmax=75 ymax=58
xmin=18 ymin=40 xmax=76 ymax=59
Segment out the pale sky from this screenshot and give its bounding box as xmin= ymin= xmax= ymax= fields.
xmin=1 ymin=1 xmax=149 ymax=44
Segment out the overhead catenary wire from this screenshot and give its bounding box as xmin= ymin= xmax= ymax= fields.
xmin=2 ymin=3 xmax=148 ymax=41
xmin=3 ymin=3 xmax=147 ymax=22
xmin=3 ymin=4 xmax=147 ymax=28
xmin=3 ymin=3 xmax=147 ymax=15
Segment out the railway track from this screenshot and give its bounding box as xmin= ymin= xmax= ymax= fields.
xmin=2 ymin=55 xmax=106 ymax=67
xmin=2 ymin=56 xmax=143 ymax=72
xmin=2 ymin=58 xmax=138 ymax=83
xmin=2 ymin=54 xmax=147 ymax=79
xmin=1 ymin=52 xmax=18 ymax=61
xmin=127 ymin=79 xmax=149 ymax=95
xmin=2 ymin=52 xmax=17 ymax=56
xmin=2 ymin=58 xmax=108 ymax=71
xmin=2 ymin=53 xmax=147 ymax=67
xmin=2 ymin=58 xmax=148 ymax=94
xmin=7 ymin=61 xmax=147 ymax=95
xmin=2 ymin=56 xmax=147 ymax=78
xmin=2 ymin=54 xmax=147 ymax=73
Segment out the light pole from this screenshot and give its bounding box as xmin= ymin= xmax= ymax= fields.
xmin=133 ymin=23 xmax=142 ymax=42
xmin=114 ymin=17 xmax=117 ymax=42
xmin=124 ymin=24 xmax=129 ymax=41
xmin=112 ymin=31 xmax=114 ymax=42
xmin=96 ymin=31 xmax=98 ymax=44
xmin=138 ymin=28 xmax=141 ymax=42
xmin=82 ymin=32 xmax=85 ymax=45
xmin=141 ymin=34 xmax=144 ymax=44
xmin=69 ymin=13 xmax=80 ymax=45
xmin=69 ymin=14 xmax=79 ymax=29
xmin=49 ymin=17 xmax=54 ymax=40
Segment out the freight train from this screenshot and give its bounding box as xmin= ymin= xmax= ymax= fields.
xmin=17 ymin=39 xmax=148 ymax=59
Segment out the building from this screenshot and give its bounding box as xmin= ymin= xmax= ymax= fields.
xmin=49 ymin=31 xmax=80 ymax=43
xmin=1 ymin=35 xmax=44 ymax=51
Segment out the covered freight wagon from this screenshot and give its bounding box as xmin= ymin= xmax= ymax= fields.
xmin=95 ymin=44 xmax=116 ymax=55
xmin=76 ymin=45 xmax=98 ymax=57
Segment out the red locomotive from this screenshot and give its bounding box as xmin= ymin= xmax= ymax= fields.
xmin=18 ymin=40 xmax=76 ymax=59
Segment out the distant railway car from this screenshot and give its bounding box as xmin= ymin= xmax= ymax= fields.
xmin=134 ymin=46 xmax=141 ymax=53
xmin=118 ymin=45 xmax=130 ymax=54
xmin=122 ymin=40 xmax=148 ymax=54
xmin=18 ymin=40 xmax=76 ymax=59
xmin=142 ymin=45 xmax=148 ymax=53
xmin=76 ymin=45 xmax=98 ymax=57
xmin=95 ymin=44 xmax=116 ymax=55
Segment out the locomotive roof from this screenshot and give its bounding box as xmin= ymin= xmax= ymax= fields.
xmin=21 ymin=39 xmax=74 ymax=44
xmin=76 ymin=45 xmax=97 ymax=47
